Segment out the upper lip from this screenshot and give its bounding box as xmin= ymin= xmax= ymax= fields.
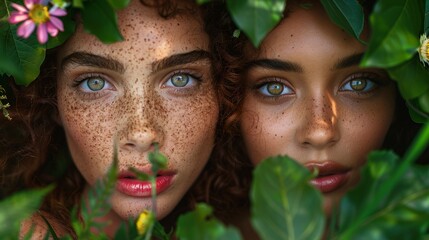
xmin=304 ymin=161 xmax=350 ymax=176
xmin=118 ymin=167 xmax=176 ymax=179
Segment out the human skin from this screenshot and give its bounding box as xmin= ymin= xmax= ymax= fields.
xmin=240 ymin=1 xmax=396 ymax=215
xmin=56 ymin=0 xmax=218 ymax=235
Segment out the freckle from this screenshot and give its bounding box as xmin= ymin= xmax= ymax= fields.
xmin=290 ymin=34 xmax=293 ymax=37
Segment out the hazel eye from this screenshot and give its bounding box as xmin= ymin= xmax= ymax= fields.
xmin=340 ymin=78 xmax=376 ymax=92
xmin=171 ymin=74 xmax=189 ymax=87
xmin=79 ymin=77 xmax=111 ymax=92
xmin=164 ymin=73 xmax=199 ymax=88
xmin=258 ymin=82 xmax=293 ymax=96
xmin=87 ymin=78 xmax=105 ymax=91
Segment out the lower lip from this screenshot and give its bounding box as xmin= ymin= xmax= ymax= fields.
xmin=116 ymin=175 xmax=174 ymax=197
xmin=310 ymin=172 xmax=348 ymax=193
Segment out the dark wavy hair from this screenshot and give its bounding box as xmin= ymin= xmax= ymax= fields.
xmin=0 ymin=0 xmax=251 ymax=237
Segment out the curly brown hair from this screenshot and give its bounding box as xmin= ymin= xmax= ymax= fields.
xmin=0 ymin=0 xmax=251 ymax=237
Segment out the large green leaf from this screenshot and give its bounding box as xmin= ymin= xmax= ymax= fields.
xmin=387 ymin=56 xmax=429 ymax=99
xmin=176 ymin=203 xmax=242 ymax=240
xmin=226 ymin=0 xmax=285 ymax=47
xmin=0 ymin=187 xmax=53 ymax=239
xmin=251 ymin=156 xmax=324 ymax=240
xmin=361 ymin=0 xmax=423 ymax=68
xmin=425 ymin=0 xmax=429 ymax=33
xmin=107 ymin=0 xmax=130 ymax=10
xmin=337 ymin=153 xmax=429 ymax=239
xmin=336 ymin=151 xmax=398 ymax=233
xmin=81 ymin=0 xmax=123 ymax=44
xmin=0 ymin=0 xmax=46 ymax=85
xmin=320 ymin=0 xmax=364 ymax=41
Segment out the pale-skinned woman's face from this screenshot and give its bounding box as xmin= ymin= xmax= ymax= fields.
xmin=57 ymin=0 xmax=218 ymax=224
xmin=241 ymin=2 xmax=396 ymax=214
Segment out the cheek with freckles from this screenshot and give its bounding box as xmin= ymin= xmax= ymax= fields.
xmin=161 ymin=89 xmax=218 ymax=169
xmin=58 ymin=91 xmax=119 ymax=185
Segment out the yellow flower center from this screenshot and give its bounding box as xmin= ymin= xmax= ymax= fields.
xmin=419 ymin=35 xmax=429 ymax=66
xmin=29 ymin=4 xmax=50 ymax=24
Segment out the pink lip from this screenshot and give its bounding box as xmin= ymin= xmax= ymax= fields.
xmin=116 ymin=170 xmax=175 ymax=197
xmin=305 ymin=161 xmax=350 ymax=194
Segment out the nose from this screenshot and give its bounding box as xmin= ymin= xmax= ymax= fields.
xmin=118 ymin=98 xmax=163 ymax=153
xmin=296 ymin=94 xmax=339 ymax=148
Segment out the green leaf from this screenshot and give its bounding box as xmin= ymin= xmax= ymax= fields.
xmin=419 ymin=91 xmax=429 ymax=113
xmin=0 ymin=187 xmax=53 ymax=238
xmin=196 ymin=0 xmax=212 ymax=4
xmin=407 ymin=99 xmax=429 ymax=123
xmin=425 ymin=0 xmax=429 ymax=33
xmin=107 ymin=0 xmax=130 ymax=10
xmin=387 ymin=56 xmax=429 ymax=99
xmin=226 ymin=0 xmax=285 ymax=47
xmin=176 ymin=203 xmax=242 ymax=240
xmin=320 ymin=0 xmax=365 ymax=41
xmin=361 ymin=0 xmax=423 ymax=68
xmin=148 ymin=145 xmax=168 ymax=173
xmin=251 ymin=156 xmax=324 ymax=240
xmin=0 ymin=1 xmax=46 ymax=85
xmin=81 ymin=0 xmax=124 ymax=43
xmin=338 ymin=156 xmax=429 ymax=239
xmin=73 ymin=0 xmax=84 ymax=8
xmin=338 ymin=151 xmax=399 ymax=230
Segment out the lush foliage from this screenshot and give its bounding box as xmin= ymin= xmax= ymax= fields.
xmin=1 ymin=0 xmax=429 ymax=239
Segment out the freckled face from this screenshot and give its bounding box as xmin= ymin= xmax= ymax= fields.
xmin=57 ymin=0 xmax=218 ymax=224
xmin=240 ymin=2 xmax=396 ymax=214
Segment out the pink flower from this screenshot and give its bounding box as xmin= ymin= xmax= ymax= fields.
xmin=8 ymin=0 xmax=67 ymax=44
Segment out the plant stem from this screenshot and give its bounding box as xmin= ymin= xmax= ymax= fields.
xmin=144 ymin=176 xmax=157 ymax=240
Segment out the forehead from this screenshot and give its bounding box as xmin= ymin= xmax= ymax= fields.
xmin=58 ymin=0 xmax=208 ymax=63
xmin=256 ymin=2 xmax=367 ymax=59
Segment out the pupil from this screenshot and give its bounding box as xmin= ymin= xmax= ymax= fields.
xmin=351 ymin=79 xmax=366 ymax=91
xmin=87 ymin=78 xmax=105 ymax=91
xmin=267 ymin=83 xmax=283 ymax=95
xmin=172 ymin=74 xmax=189 ymax=87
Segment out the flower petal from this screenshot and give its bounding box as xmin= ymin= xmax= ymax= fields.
xmin=49 ymin=7 xmax=67 ymax=17
xmin=24 ymin=0 xmax=37 ymax=10
xmin=9 ymin=12 xmax=29 ymax=24
xmin=11 ymin=3 xmax=28 ymax=12
xmin=48 ymin=16 xmax=64 ymax=31
xmin=37 ymin=23 xmax=48 ymax=44
xmin=17 ymin=20 xmax=36 ymax=38
xmin=46 ymin=22 xmax=59 ymax=37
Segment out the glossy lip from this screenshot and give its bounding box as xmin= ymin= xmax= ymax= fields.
xmin=116 ymin=169 xmax=176 ymax=198
xmin=305 ymin=161 xmax=351 ymax=194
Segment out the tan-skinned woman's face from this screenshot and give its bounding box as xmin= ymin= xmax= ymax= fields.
xmin=56 ymin=0 xmax=218 ymax=229
xmin=241 ymin=1 xmax=396 ymax=214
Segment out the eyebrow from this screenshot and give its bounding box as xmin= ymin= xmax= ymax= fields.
xmin=245 ymin=58 xmax=303 ymax=73
xmin=151 ymin=50 xmax=211 ymax=72
xmin=334 ymin=53 xmax=364 ymax=69
xmin=61 ymin=52 xmax=125 ymax=73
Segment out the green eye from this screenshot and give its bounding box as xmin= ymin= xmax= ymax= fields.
xmin=87 ymin=78 xmax=105 ymax=91
xmin=350 ymin=79 xmax=367 ymax=91
xmin=267 ymin=82 xmax=284 ymax=95
xmin=171 ymin=74 xmax=190 ymax=87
